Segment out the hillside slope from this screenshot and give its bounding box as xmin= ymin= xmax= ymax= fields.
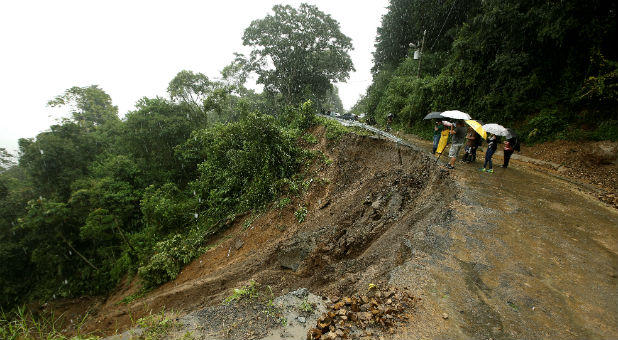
xmin=45 ymin=124 xmax=617 ymax=339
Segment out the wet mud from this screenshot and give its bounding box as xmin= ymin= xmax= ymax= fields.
xmin=61 ymin=125 xmax=617 ymax=339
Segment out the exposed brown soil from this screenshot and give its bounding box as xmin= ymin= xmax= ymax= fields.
xmin=400 ymin=132 xmax=617 ymax=209
xmin=520 ymin=140 xmax=617 ymax=208
xmin=38 ymin=125 xmax=617 ymax=339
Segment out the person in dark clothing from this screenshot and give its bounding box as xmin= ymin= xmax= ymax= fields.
xmin=469 ymin=132 xmax=483 ymax=163
xmin=386 ymin=113 xmax=394 ymax=132
xmin=501 ymin=136 xmax=519 ymax=168
xmin=446 ymin=120 xmax=467 ymax=169
xmin=481 ymin=134 xmax=498 ymax=173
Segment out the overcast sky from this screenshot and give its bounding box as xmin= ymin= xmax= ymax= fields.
xmin=0 ymin=0 xmax=388 ymax=153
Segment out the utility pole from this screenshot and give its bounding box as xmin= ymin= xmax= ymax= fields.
xmin=417 ymin=29 xmax=427 ymax=78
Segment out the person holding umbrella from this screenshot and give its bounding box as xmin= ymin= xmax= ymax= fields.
xmin=502 ymin=129 xmax=520 ymax=168
xmin=481 ymin=133 xmax=498 ymax=173
xmin=445 ymin=120 xmax=467 ymax=169
xmin=461 ymin=119 xmax=486 ymax=163
xmin=462 ymin=128 xmax=479 ymax=163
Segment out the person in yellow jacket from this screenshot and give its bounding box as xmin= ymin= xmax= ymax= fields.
xmin=432 ymin=120 xmax=445 ymax=154
xmin=435 ymin=122 xmax=451 ymax=156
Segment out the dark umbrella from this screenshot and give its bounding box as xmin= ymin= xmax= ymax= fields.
xmin=423 ymin=111 xmax=444 ymax=120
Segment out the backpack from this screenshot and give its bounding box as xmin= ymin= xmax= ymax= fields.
xmin=514 ymin=137 xmax=520 ymax=151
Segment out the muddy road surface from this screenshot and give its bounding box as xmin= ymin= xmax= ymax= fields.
xmin=71 ymin=125 xmax=617 ymax=339
xmin=391 ymin=159 xmax=617 ymax=339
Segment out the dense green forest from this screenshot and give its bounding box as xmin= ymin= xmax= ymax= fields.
xmin=1 ymin=0 xmax=616 ymax=313
xmin=352 ymin=0 xmax=617 ymax=141
xmin=0 ymin=3 xmax=351 ymax=310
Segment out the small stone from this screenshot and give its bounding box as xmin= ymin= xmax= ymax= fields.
xmin=442 ymin=313 xmax=449 ymax=319
xmin=234 ymin=238 xmax=244 ymax=250
xmin=298 ymin=316 xmax=306 ymax=323
xmin=324 ymin=331 xmax=337 ymax=340
xmin=291 ymin=288 xmax=309 ymax=299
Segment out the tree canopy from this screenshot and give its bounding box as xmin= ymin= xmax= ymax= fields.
xmin=242 ymin=3 xmax=354 ymax=107
xmin=364 ymin=0 xmax=617 ymax=141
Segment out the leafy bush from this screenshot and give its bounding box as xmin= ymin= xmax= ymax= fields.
xmin=317 ymin=117 xmax=351 ymax=140
xmin=295 ymin=205 xmax=308 ymax=223
xmin=525 ymin=108 xmax=569 ymax=142
xmin=185 ymin=113 xmax=302 ymax=222
xmin=592 ymin=120 xmax=618 ymax=141
xmin=138 ymin=233 xmax=205 ymax=288
xmin=140 ymin=183 xmax=196 ymax=234
xmin=138 ymin=112 xmax=304 ymax=288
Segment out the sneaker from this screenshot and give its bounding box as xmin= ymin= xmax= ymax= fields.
xmin=500 ymin=165 xmax=507 ymax=168
xmin=480 ymin=168 xmax=486 ymax=172
xmin=446 ymin=164 xmax=455 ymax=169
xmin=487 ymin=169 xmax=494 ymax=173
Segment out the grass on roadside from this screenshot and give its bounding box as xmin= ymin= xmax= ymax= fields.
xmin=0 ymin=306 xmax=98 ymax=340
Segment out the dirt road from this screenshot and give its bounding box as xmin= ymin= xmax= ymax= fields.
xmin=392 ymin=157 xmax=617 ymax=339
xmin=84 ymin=124 xmax=617 ymax=339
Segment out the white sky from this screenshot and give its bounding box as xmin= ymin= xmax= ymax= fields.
xmin=0 ymin=0 xmax=388 ymax=154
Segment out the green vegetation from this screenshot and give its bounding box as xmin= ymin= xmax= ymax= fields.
xmin=223 ymin=280 xmax=259 ymax=304
xmin=276 ymin=197 xmax=292 ymax=209
xmin=0 ymin=1 xmax=355 ymax=307
xmin=294 ymin=205 xmax=308 ymax=223
xmin=241 ymin=3 xmax=353 ymax=109
xmin=0 ymin=14 xmax=342 ymax=311
xmin=299 ymin=299 xmax=314 ymax=313
xmin=0 ymin=307 xmax=98 ymax=340
xmin=135 ymin=309 xmax=181 ymax=340
xmin=363 ymin=0 xmax=617 ymax=142
xmin=318 ymin=117 xmax=353 ymax=140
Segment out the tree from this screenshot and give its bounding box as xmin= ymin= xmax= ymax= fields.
xmin=167 ymin=70 xmax=214 ymax=114
xmin=0 ymin=148 xmax=16 ymax=173
xmin=121 ymin=97 xmax=206 ymax=185
xmin=18 ymin=122 xmax=99 ymax=200
xmin=372 ymin=0 xmax=481 ymax=73
xmin=321 ymin=85 xmax=344 ymax=113
xmin=48 ymin=85 xmax=119 ymax=127
xmin=242 ymin=3 xmax=354 ymax=106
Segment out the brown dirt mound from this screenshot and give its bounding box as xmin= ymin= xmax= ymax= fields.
xmin=61 ymin=125 xmax=454 ymax=337
xmin=520 ymin=140 xmax=617 ymax=208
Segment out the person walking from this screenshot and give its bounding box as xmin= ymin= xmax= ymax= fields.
xmin=445 ymin=120 xmax=467 ymax=169
xmin=481 ymin=134 xmax=498 ymax=173
xmin=433 ymin=120 xmax=445 ymax=154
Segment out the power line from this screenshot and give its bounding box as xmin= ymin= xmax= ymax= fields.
xmin=431 ymin=0 xmax=457 ymax=50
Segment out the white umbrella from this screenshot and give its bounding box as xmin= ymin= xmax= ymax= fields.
xmin=441 ymin=110 xmax=471 ymax=120
xmin=482 ymin=123 xmax=508 ymax=136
